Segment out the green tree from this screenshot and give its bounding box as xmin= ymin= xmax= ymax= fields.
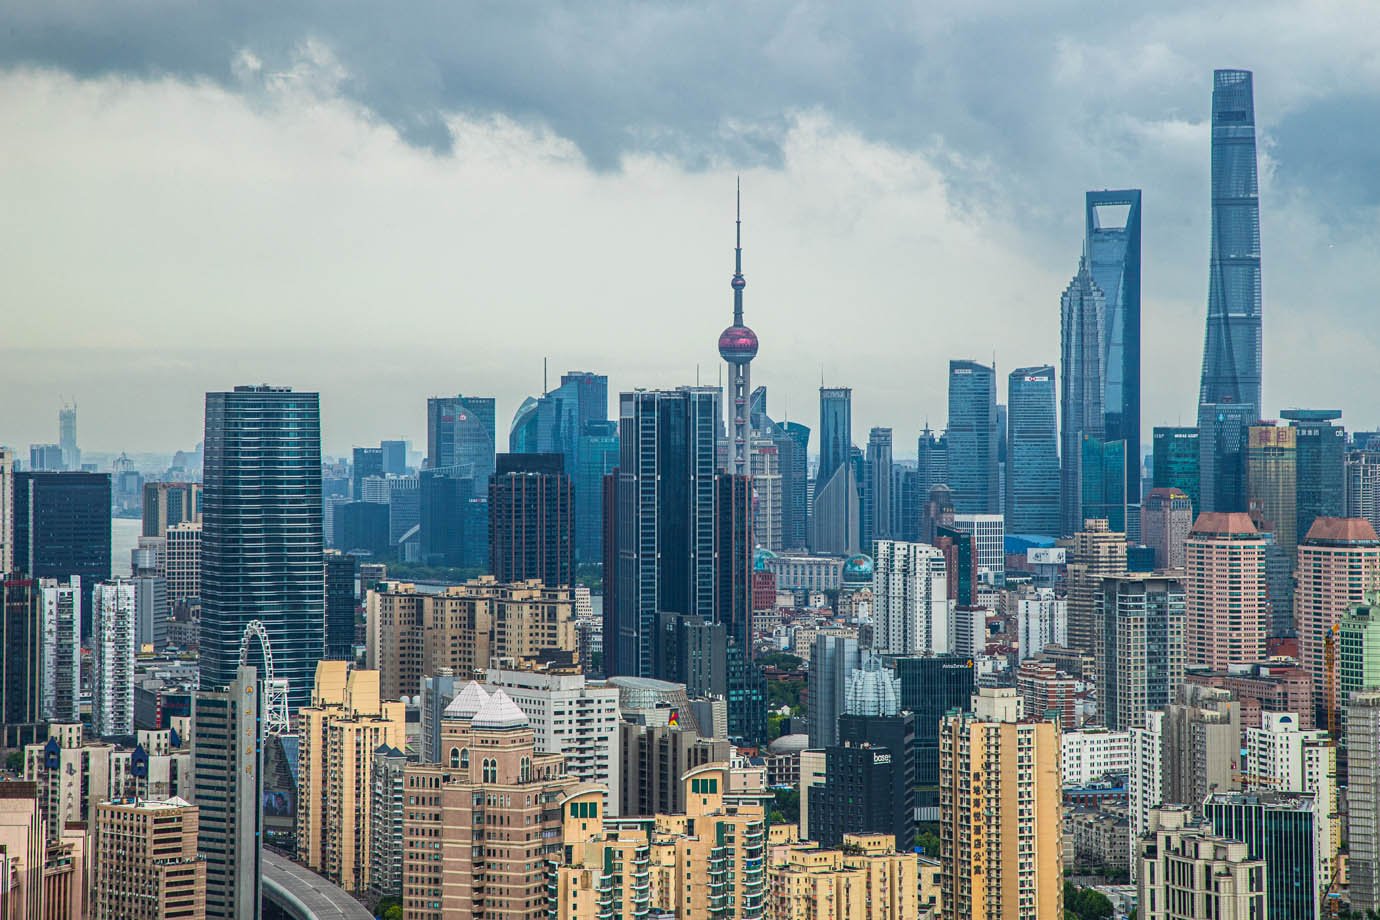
xmin=756 ymin=651 xmax=803 ymax=671
xmin=767 ymin=678 xmax=805 ymax=713
xmin=4 ymin=751 xmax=21 ymax=774
xmin=772 ymin=788 xmax=800 ymax=824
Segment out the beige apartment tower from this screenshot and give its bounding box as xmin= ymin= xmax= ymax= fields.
xmin=367 ymin=577 xmax=576 ymax=698
xmin=1064 ymin=519 xmax=1127 ymax=668
xmin=1137 ymin=805 xmax=1265 ymax=920
xmin=296 ymin=662 xmax=405 ymax=894
xmin=92 ymin=797 xmax=205 ymax=920
xmin=1294 ymin=517 xmax=1380 ymax=720
xmin=1185 ymin=512 xmax=1268 ymax=671
xmin=938 ymin=687 xmax=1063 ymax=920
xmin=402 ymin=686 xmax=575 ymax=920
xmin=766 ymin=833 xmax=918 ymax=920
xmin=1246 ymin=424 xmax=1298 ymax=559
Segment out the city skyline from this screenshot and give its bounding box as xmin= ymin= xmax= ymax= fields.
xmin=5 ymin=9 xmax=1380 ymax=454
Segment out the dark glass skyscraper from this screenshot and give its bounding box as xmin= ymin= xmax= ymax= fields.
xmin=1086 ymin=190 xmax=1143 ymax=505
xmin=773 ymin=421 xmax=810 ymax=551
xmin=1 ymin=576 xmax=42 ymax=748
xmin=895 ymin=655 xmax=974 ymax=818
xmin=1282 ymin=409 xmax=1346 ymax=543
xmin=575 ymin=420 xmax=620 ymax=564
xmin=352 ymin=446 xmax=383 ymax=499
xmin=1060 ymin=261 xmax=1107 ymax=535
xmin=1006 ymin=366 xmax=1060 ymax=536
xmin=201 ymin=386 xmax=323 ymax=712
xmin=1200 ymin=69 xmax=1263 ymax=416
xmin=817 ymin=387 xmax=852 ymax=495
xmin=1152 ymin=427 xmax=1201 ymax=510
xmin=862 ymin=427 xmax=893 ymax=548
xmin=605 ymin=387 xmax=720 ymax=678
xmin=323 ymin=550 xmax=358 ymax=661
xmin=425 ymin=394 xmax=496 ymax=480
xmin=489 ymin=452 xmax=574 ymax=588
xmin=946 ymin=360 xmax=998 ymax=514
xmin=1080 ymin=435 xmax=1128 ymax=534
xmin=1198 ymin=70 xmax=1263 ymax=513
xmin=509 ymin=372 xmax=610 ymax=565
xmin=917 ymin=426 xmax=948 ymax=495
xmin=12 ymin=471 xmax=111 ymax=636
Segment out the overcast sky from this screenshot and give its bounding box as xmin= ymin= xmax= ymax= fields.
xmin=3 ymin=2 xmax=1380 ymax=459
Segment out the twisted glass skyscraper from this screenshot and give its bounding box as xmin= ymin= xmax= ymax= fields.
xmin=1200 ymin=69 xmax=1263 ymax=413
xmin=1198 ymin=69 xmax=1263 ymax=513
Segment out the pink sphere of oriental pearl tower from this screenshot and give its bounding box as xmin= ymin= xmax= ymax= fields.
xmin=719 ymin=180 xmax=758 ymax=476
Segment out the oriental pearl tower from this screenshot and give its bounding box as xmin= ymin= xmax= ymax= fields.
xmin=719 ymin=181 xmax=759 ymax=476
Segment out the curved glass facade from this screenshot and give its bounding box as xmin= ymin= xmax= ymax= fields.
xmin=1201 ymin=69 xmax=1262 ymax=414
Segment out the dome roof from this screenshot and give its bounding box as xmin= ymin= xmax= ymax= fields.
xmin=842 ymin=553 xmax=874 ymax=582
xmin=718 ymin=325 xmax=759 ymax=364
xmin=753 ymin=546 xmax=777 ymax=572
xmin=442 ymin=681 xmax=491 ymax=720
xmin=767 ymin=733 xmax=810 ymax=755
xmin=471 ymin=688 xmax=530 ymax=730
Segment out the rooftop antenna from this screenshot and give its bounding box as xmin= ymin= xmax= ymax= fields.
xmin=543 ymin=357 xmax=548 ymax=396
xmin=697 ymin=363 xmax=701 ymax=386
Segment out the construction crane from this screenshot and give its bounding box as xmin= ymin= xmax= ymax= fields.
xmin=1326 ymin=622 xmax=1340 ymax=739
xmin=240 ymin=619 xmax=291 ymax=736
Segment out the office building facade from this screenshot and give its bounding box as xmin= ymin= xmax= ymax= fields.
xmin=1152 ymin=426 xmax=1200 ymax=512
xmin=12 ymin=470 xmax=111 ymax=636
xmin=92 ymin=797 xmax=205 ymax=920
xmin=1006 ymin=366 xmax=1060 ymax=536
xmin=1097 ymin=574 xmax=1186 ymax=731
xmin=425 ymin=393 xmax=496 ymax=479
xmin=489 ymin=453 xmax=574 ymax=588
xmin=191 ymin=665 xmax=262 ymax=920
xmin=1199 ymin=69 xmax=1263 ymax=422
xmin=201 ymin=386 xmax=323 ymax=712
xmin=947 ymin=360 xmax=998 ymax=515
xmin=1283 ymin=409 xmax=1346 ymax=543
xmin=1140 ymin=487 xmax=1193 ymax=570
xmin=605 ymin=387 xmax=720 ymax=679
xmin=1085 ymin=189 xmax=1143 ymax=508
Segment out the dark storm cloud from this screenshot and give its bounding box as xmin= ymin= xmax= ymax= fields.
xmin=0 ymin=3 xmax=1207 ymax=180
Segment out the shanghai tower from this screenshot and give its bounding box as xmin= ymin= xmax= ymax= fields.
xmin=1198 ymin=69 xmax=1263 ymax=512
xmin=1200 ymin=69 xmax=1262 ymax=410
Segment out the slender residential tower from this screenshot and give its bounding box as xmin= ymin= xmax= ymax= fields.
xmin=719 ymin=181 xmax=759 ymax=476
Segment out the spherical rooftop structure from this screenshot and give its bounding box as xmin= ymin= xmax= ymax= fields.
xmin=842 ymin=553 xmax=874 ymax=584
xmin=767 ymin=733 xmax=810 ymax=755
xmin=718 ymin=325 xmax=759 ymax=364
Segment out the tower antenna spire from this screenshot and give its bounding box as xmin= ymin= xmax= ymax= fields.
xmin=733 ymin=175 xmax=744 ymax=326
xmin=717 ymin=177 xmax=757 ymax=476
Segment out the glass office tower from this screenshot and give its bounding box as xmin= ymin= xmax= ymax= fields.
xmin=201 ymin=386 xmax=323 ymax=712
xmin=1006 ymin=367 xmax=1060 ymax=536
xmin=947 ymin=360 xmax=999 ymax=514
xmin=1086 ymin=190 xmax=1143 ymax=506
xmin=817 ymin=388 xmax=853 ymax=494
xmin=425 ymin=394 xmax=497 ymax=480
xmin=1198 ymin=70 xmax=1263 ymax=513
xmin=605 ymin=387 xmax=720 ymax=678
